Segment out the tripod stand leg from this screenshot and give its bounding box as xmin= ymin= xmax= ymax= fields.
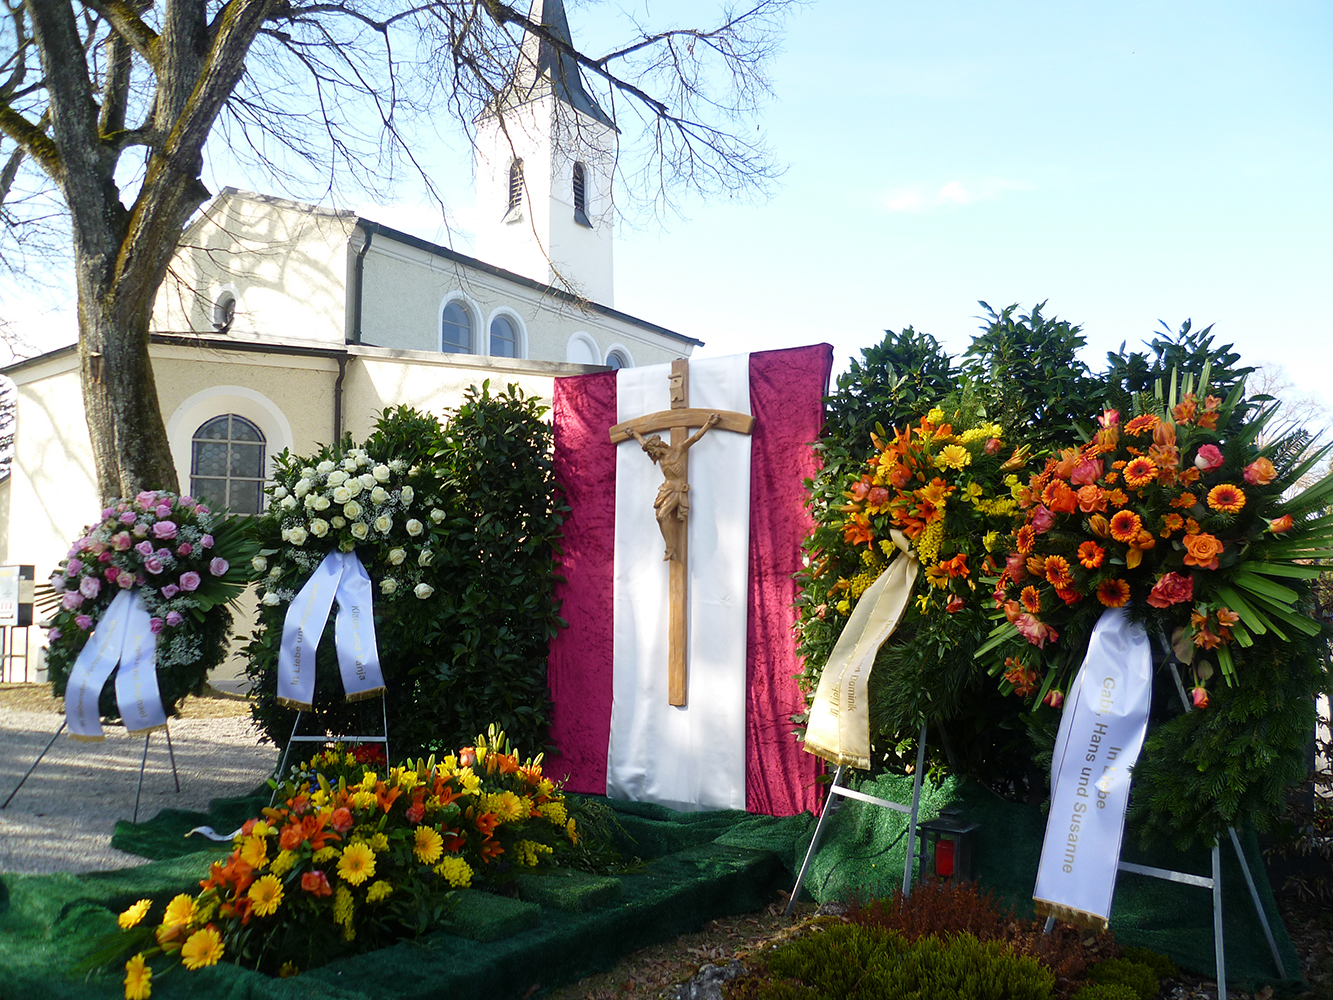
xmin=1 ymin=720 xmax=67 ymax=809
xmin=133 ymin=731 xmax=152 ymax=824
xmin=785 ymin=764 xmax=845 ymax=917
xmin=901 ymin=722 xmax=928 ymax=898
xmin=1228 ymin=827 xmax=1284 ymax=977
xmin=164 ymin=722 xmax=180 ymax=793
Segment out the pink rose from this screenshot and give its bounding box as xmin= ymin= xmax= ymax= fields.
xmin=61 ymin=591 xmax=84 ymax=610
xmin=200 ymin=534 xmax=214 ymax=549
xmin=176 ymin=543 xmax=193 ymax=556
xmin=47 ymin=627 xmax=61 ymax=641
xmin=134 ymin=541 xmax=154 ymax=557
xmin=1043 ymin=689 xmax=1065 ymax=709
xmin=98 ymin=551 xmax=112 ymax=564
xmin=144 ymin=558 xmax=164 ymax=575
xmin=985 ymin=437 xmax=1003 ymax=455
xmin=66 ymin=559 xmax=83 ymax=575
xmin=119 ymin=511 xmax=137 ymax=525
xmin=1146 ymin=571 xmax=1194 ymax=609
xmin=75 ymin=615 xmax=93 ymax=630
xmin=1005 ymin=552 xmax=1029 ymax=583
xmin=79 ymin=576 xmax=101 ymax=599
xmin=104 ymin=566 xmax=120 ymax=583
xmin=1191 ymin=686 xmax=1209 ymax=710
xmin=50 ymin=574 xmax=67 ymax=593
xmin=1070 ymin=456 xmax=1104 ymax=487
xmin=132 ymin=523 xmax=149 ymax=537
xmin=161 ymin=584 xmax=180 ymax=599
xmin=1030 ymin=505 xmax=1056 ymax=533
xmin=1015 ymin=613 xmax=1059 ymax=649
xmin=209 ymin=557 xmax=229 ymax=577
xmin=152 ymin=520 xmax=177 ymax=540
xmin=111 ymin=532 xmax=132 ymax=551
xmin=117 ymin=573 xmax=134 ymax=589
xmin=1194 ymin=444 xmax=1224 ymax=472
xmin=135 ymin=491 xmax=159 ymax=507
xmin=156 ymin=548 xmax=172 ymax=561
xmin=178 ymin=572 xmax=201 ymax=592
xmin=165 ymin=611 xmax=184 ymax=627
xmin=101 ymin=508 xmax=116 ymax=520
xmin=156 ymin=504 xmax=172 ymax=519
xmin=149 ymin=617 xmax=164 ymax=634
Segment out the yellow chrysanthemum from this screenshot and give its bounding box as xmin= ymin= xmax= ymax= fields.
xmin=484 ymin=790 xmax=526 ymax=823
xmin=247 ymin=874 xmax=284 ymax=918
xmin=161 ymin=893 xmax=196 ymax=927
xmin=458 ymin=768 xmax=482 ymax=793
xmin=310 ymin=788 xmax=330 ymax=807
xmin=359 ymin=771 xmax=378 ymax=791
xmin=312 ymin=845 xmax=341 ymax=864
xmin=239 ymin=834 xmax=268 ymax=869
xmin=366 ymin=880 xmax=394 ymax=903
xmin=124 ymin=953 xmax=152 ymax=1000
xmin=539 ymin=800 xmax=568 ymax=827
xmin=440 ymin=754 xmax=458 ymax=774
xmin=934 ymin=444 xmax=971 ymax=471
xmin=926 ymin=407 xmax=946 ymax=425
xmin=394 ymin=769 xmax=420 ymax=792
xmin=333 ymin=885 xmax=354 ymax=927
xmin=180 ymin=927 xmax=224 ymax=970
xmin=434 ymin=856 xmax=474 ymax=888
xmin=414 ymin=826 xmax=445 ymax=865
xmin=118 ymin=898 xmax=152 ymax=930
xmin=369 ymin=832 xmax=390 ymax=853
xmin=835 ymin=598 xmax=851 ymax=615
xmin=251 ymin=820 xmax=273 ymax=837
xmin=982 ymin=530 xmax=1000 ymax=552
xmin=337 ymin=842 xmax=376 ymax=886
xmin=537 ymin=778 xmax=555 ymax=798
xmin=270 ymin=849 xmax=297 ymax=876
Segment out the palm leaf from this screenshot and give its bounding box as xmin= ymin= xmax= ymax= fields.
xmin=1214 ymin=585 xmax=1269 ymax=635
xmin=1230 ymin=571 xmax=1299 ymax=605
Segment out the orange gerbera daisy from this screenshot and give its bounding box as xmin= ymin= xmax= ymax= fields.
xmin=1160 ymin=512 xmax=1184 ymax=537
xmin=1123 ymin=457 xmax=1158 ymax=488
xmin=1015 ymin=524 xmax=1037 ymax=554
xmin=1170 ymin=492 xmax=1197 ymax=509
xmin=1109 ymin=510 xmax=1142 ymax=543
xmin=1044 ymin=554 xmax=1074 ymax=590
xmin=1105 ymin=488 xmax=1129 ymax=508
xmin=1020 ymin=586 xmax=1042 ymax=614
xmin=1124 ymin=414 xmax=1159 ymax=436
xmin=1096 ymin=578 xmax=1131 ymax=608
xmin=1207 ymin=484 xmax=1246 ymax=514
xmin=1077 ymin=541 xmax=1105 ymax=569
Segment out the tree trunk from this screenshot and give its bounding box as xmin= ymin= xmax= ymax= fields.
xmin=76 ymin=263 xmax=181 ymax=502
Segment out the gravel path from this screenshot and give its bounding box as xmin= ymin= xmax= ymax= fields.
xmin=0 ymin=697 xmax=277 ymax=875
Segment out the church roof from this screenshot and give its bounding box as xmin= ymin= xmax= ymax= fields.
xmin=505 ymin=0 xmax=617 ymax=130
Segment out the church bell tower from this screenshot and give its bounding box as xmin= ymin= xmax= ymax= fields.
xmin=474 ymin=0 xmax=618 ymax=305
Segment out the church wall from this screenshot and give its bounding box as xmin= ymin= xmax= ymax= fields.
xmin=153 ymin=191 xmax=355 ymax=346
xmin=546 ymin=107 xmax=616 ymax=307
xmin=474 ymin=99 xmax=557 ymax=289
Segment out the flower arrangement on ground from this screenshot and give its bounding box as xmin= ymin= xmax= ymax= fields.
xmin=43 ymin=491 xmax=253 ymax=718
xmin=797 ymin=400 xmax=1030 ymax=741
xmin=112 ymin=727 xmax=576 ymax=987
xmin=980 ymin=367 xmax=1333 ymax=844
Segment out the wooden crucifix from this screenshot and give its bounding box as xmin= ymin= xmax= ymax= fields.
xmin=609 ymin=359 xmax=755 ymax=706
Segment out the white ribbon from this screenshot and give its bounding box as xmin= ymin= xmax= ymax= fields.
xmin=277 ymin=550 xmax=386 ymax=710
xmin=64 ymin=589 xmax=167 ymax=741
xmin=1033 ymin=606 xmax=1152 ymax=929
xmin=803 ymin=530 xmax=918 ymax=770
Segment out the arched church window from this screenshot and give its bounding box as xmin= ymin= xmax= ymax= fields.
xmin=573 ymin=162 xmax=591 ymax=227
xmin=507 ymin=158 xmax=524 ymax=214
xmin=490 ymin=315 xmax=520 ymax=358
xmin=190 ymin=414 xmax=266 ymax=514
xmin=212 ymin=291 xmax=236 ymax=332
xmin=441 ymin=300 xmax=472 ymax=354
xmin=605 ymin=349 xmax=630 ymax=370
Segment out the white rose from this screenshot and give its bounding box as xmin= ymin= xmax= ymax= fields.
xmin=293 ymin=479 xmax=311 ymax=498
xmin=374 ymin=514 xmax=393 ymax=533
xmin=414 ymin=583 xmax=434 ymax=600
xmin=418 ymin=549 xmax=434 ymax=567
xmin=388 ymin=548 xmax=407 ymax=565
xmin=356 ymin=453 xmax=370 ymax=467
xmin=252 ymin=555 xmax=268 ymax=572
xmin=350 ymin=521 xmax=369 ymax=540
xmin=380 ymin=578 xmax=398 ymax=595
xmin=269 ymin=566 xmax=282 ymax=579
xmin=406 ymin=519 xmax=424 ymax=537
xmin=373 ymin=464 xmax=391 ymax=483
xmin=343 ymin=500 xmax=363 ymax=520
xmin=400 ymin=485 xmax=415 ymax=505
xmin=327 ymin=470 xmax=348 ymax=486
xmin=281 ymin=496 xmax=298 ymax=510
xmin=312 ymin=495 xmax=330 ymax=511
xmin=345 ymin=477 xmax=363 ymax=496
xmin=316 ymin=460 xmax=335 ymax=474
xmin=331 ymin=516 xmax=346 ymax=528
xmin=343 ymin=457 xmax=358 ymax=472
xmin=288 ymin=526 xmax=308 ymax=547
xmin=310 ymin=518 xmax=329 ymax=537
xmin=332 ymin=486 xmax=352 ymax=504
xmin=273 ymin=486 xmax=288 ymax=500
xmin=370 ymin=487 xmax=389 ymax=504
xmin=262 ymin=592 xmax=281 ymax=606
xmin=303 ymin=493 xmax=320 ymax=509
xmin=430 ymin=508 xmax=446 ymax=523
xmin=301 ymin=466 xmax=317 ymax=478
xmin=360 ymin=473 xmax=376 ymax=489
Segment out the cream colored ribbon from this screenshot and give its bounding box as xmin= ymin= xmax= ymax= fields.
xmin=803 ymin=530 xmax=919 ymax=769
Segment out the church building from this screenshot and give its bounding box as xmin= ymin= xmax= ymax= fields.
xmin=0 ymin=0 xmax=698 ymax=680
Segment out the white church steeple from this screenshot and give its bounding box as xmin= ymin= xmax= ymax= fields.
xmin=474 ymin=0 xmax=618 ymax=305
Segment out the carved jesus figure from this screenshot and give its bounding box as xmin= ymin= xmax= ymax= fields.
xmin=632 ymin=412 xmax=721 ymax=561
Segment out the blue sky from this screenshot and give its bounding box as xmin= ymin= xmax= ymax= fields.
xmin=5 ymin=1 xmax=1331 ymax=411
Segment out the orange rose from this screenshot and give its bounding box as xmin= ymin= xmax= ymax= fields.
xmin=1244 ymin=457 xmax=1276 ymax=486
xmin=1182 ymin=532 xmax=1224 ymax=571
xmin=1268 ymin=514 xmax=1294 ymax=533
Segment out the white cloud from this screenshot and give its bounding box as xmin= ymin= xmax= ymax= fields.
xmin=884 ymin=177 xmax=1035 ymax=213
